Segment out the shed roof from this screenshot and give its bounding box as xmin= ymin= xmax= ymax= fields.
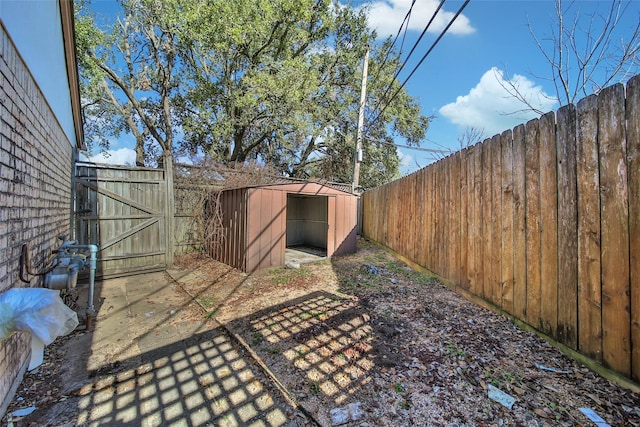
xmin=223 ymin=181 xmax=355 ymax=196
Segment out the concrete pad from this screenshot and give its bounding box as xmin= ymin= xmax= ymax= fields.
xmin=16 ymin=270 xmax=307 ymax=426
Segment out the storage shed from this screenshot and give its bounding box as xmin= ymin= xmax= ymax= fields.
xmin=210 ymin=182 xmax=358 ymax=272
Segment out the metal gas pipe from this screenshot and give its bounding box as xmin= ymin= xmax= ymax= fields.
xmin=44 ymin=239 xmax=99 ymax=329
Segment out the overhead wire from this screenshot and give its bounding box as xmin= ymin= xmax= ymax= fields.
xmin=370 ymin=0 xmax=471 ymax=131
xmin=333 ymin=127 xmax=449 ymax=154
xmin=369 ymin=0 xmax=448 ymax=123
xmin=397 ymin=0 xmax=417 ymax=54
xmin=368 ymin=0 xmax=418 ymax=92
xmin=362 ymin=134 xmax=450 ymax=154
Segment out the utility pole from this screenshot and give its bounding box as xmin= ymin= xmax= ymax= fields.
xmin=352 ymin=46 xmax=369 ymax=193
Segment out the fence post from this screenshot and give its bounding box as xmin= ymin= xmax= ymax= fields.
xmin=165 ymin=153 xmax=175 ymax=268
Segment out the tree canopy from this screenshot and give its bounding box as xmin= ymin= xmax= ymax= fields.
xmin=76 ymin=0 xmax=430 ymax=187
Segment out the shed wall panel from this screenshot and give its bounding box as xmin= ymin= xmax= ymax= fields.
xmin=246 ymin=189 xmax=262 ymax=272
xmin=220 ymin=184 xmax=357 ymax=272
xmin=328 ymin=197 xmax=336 ymax=255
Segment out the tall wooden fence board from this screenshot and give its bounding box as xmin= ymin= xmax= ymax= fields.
xmin=556 ymin=104 xmax=578 ymax=348
xmin=627 ymin=77 xmax=640 ymax=382
xmin=361 ymin=76 xmax=640 ymax=382
xmin=539 ymin=112 xmax=558 ymax=338
xmin=524 ymin=119 xmax=542 ymax=330
xmin=500 ymin=131 xmax=514 ymax=315
xmin=598 ymin=84 xmax=630 ymax=376
xmin=576 ymin=94 xmax=603 ymax=364
xmin=490 ymin=135 xmax=502 ymax=307
xmin=472 ymin=144 xmax=483 ymax=297
xmin=512 ymin=124 xmax=527 ymax=320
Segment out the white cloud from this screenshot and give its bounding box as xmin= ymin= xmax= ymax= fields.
xmin=365 ymin=0 xmax=475 ymax=38
xmin=397 ymin=148 xmax=414 ymax=173
xmin=82 ymin=148 xmax=137 ymax=166
xmin=438 ymin=67 xmax=557 ymax=137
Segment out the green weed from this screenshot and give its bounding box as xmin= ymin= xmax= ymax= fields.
xmin=251 ymin=332 xmax=263 ymax=346
xmin=197 ymin=295 xmax=218 ymax=310
xmin=308 ymin=381 xmax=320 ymax=396
xmin=269 ymin=267 xmax=311 ymax=285
xmin=204 ymin=309 xmax=219 ymax=319
xmin=446 ymin=343 xmax=466 ymax=359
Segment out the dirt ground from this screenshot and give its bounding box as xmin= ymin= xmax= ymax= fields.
xmin=5 ymin=239 xmax=640 ymax=426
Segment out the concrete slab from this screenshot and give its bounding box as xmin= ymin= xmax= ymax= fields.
xmin=285 ymin=246 xmax=327 ymax=265
xmin=14 ymin=271 xmax=308 ymax=426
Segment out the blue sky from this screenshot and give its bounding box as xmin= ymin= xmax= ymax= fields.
xmin=85 ymin=0 xmax=640 ymax=175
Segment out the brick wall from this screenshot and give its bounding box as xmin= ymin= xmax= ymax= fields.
xmin=0 ymin=24 xmax=74 ymax=416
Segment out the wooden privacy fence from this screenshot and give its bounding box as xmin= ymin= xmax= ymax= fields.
xmin=362 ymin=77 xmax=640 ymax=382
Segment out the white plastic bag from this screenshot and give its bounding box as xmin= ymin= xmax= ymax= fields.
xmin=0 ymin=288 xmax=79 ymax=369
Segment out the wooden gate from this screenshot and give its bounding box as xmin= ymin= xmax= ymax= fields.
xmin=74 ymin=162 xmax=174 ymax=278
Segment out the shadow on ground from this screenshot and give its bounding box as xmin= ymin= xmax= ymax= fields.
xmin=227 ymin=291 xmax=375 ymax=415
xmin=6 ymin=270 xmax=310 ymax=427
xmin=6 ymin=241 xmax=639 ymax=426
xmin=33 ymin=328 xmax=297 ymax=427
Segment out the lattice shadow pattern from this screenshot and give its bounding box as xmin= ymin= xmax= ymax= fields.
xmin=75 ymin=329 xmax=292 ymax=427
xmin=237 ymin=291 xmax=375 ymax=407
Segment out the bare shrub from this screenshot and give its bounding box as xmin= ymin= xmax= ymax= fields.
xmin=174 ymin=160 xmax=288 ymax=256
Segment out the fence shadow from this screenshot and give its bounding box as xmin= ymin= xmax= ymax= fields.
xmin=224 ymin=290 xmax=383 ymax=424
xmin=26 ymin=326 xmax=296 ymax=427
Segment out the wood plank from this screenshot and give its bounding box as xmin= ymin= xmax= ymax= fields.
xmin=416 ymin=170 xmax=425 ymax=267
xmin=481 ymin=139 xmax=492 ymax=301
xmin=472 ymin=143 xmax=483 ymax=297
xmin=407 ymin=174 xmax=417 ymax=262
xmin=557 ymin=104 xmax=579 ymax=348
xmin=411 ymin=173 xmax=419 ymax=263
xmin=598 ymin=83 xmax=631 ymax=375
xmin=464 ymin=146 xmax=474 ymax=290
xmin=451 ymin=152 xmax=461 ymax=284
xmin=491 ymin=134 xmax=502 ymax=307
xmin=627 ymin=75 xmax=640 ymax=381
xmin=382 ymin=185 xmax=390 ymax=246
xmin=435 ymin=162 xmax=440 ymax=272
xmin=396 ymin=180 xmax=403 ymax=252
xmin=395 ymin=180 xmax=401 ymax=252
xmin=77 ymin=178 xmax=163 ymax=216
xmin=576 ymin=94 xmax=603 ymax=363
xmin=391 ymin=181 xmax=398 ymax=251
xmin=406 ymin=174 xmax=417 ymax=262
xmin=539 ymin=111 xmax=558 ymax=338
xmin=501 ymin=130 xmax=514 ymax=315
xmin=431 ymin=162 xmax=439 ymax=273
xmin=524 ymin=118 xmax=542 ymax=329
xmin=425 ymin=165 xmax=436 ymax=271
xmin=165 ymin=158 xmax=175 ymax=267
xmin=512 ymin=124 xmax=527 ymax=320
xmin=460 ymin=148 xmax=470 ymax=289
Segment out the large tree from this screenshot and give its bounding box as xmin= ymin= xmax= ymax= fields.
xmin=77 ymin=0 xmax=430 ymax=187
xmin=76 ymin=0 xmax=180 ymax=166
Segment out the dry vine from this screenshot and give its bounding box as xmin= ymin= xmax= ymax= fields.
xmin=173 ymin=160 xmax=287 ymax=257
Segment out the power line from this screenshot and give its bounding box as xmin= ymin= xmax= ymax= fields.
xmin=368 ymin=0 xmax=418 ymax=91
xmin=370 ymin=0 xmax=447 ymax=120
xmin=360 ymin=134 xmax=450 ymax=154
xmin=334 ymin=128 xmax=450 ymax=154
xmin=367 ymin=0 xmax=472 ymax=130
xmin=397 ymin=0 xmax=417 ymax=54
xmin=388 ymin=142 xmax=450 ymax=154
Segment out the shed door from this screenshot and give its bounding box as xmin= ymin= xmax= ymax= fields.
xmin=286 ymin=195 xmax=329 ymax=250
